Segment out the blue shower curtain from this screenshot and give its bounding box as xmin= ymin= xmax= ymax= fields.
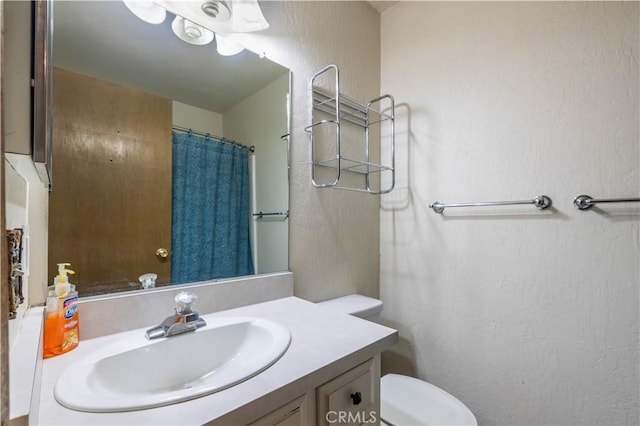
xmin=171 ymin=131 xmax=254 ymax=284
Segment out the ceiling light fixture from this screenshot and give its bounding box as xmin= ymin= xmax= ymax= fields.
xmin=123 ymin=0 xmax=166 ymax=24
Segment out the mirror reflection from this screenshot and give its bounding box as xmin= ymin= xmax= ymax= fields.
xmin=49 ymin=1 xmax=290 ymax=297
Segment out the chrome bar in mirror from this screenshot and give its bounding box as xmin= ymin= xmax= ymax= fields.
xmin=253 ymin=211 xmax=289 ymax=220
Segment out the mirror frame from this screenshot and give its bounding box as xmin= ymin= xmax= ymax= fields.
xmin=33 ymin=0 xmax=53 ymax=189
xmin=0 ymin=2 xmax=9 ymax=418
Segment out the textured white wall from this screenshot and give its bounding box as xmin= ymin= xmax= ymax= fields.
xmin=5 ymin=156 xmax=28 ymax=350
xmin=5 ymin=154 xmax=49 ymax=343
xmin=5 ymin=157 xmax=27 ymax=230
xmin=380 ymin=2 xmax=639 ymax=425
xmin=238 ymin=1 xmax=381 ymax=301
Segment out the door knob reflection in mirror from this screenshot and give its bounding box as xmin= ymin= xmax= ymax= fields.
xmin=156 ymin=248 xmax=169 ymax=261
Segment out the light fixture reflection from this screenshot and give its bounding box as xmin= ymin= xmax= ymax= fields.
xmin=171 ymin=16 xmax=215 ymax=45
xmin=201 ymin=1 xmax=231 ymax=23
xmin=122 ymin=0 xmax=267 ymax=56
xmin=215 ymin=34 xmax=245 ymax=56
xmin=230 ymin=0 xmax=269 ymax=33
xmin=123 ymin=0 xmax=166 ymax=24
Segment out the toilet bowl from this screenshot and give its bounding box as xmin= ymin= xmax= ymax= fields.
xmin=380 ymin=374 xmax=476 ymax=426
xmin=317 ymin=294 xmax=477 ymax=426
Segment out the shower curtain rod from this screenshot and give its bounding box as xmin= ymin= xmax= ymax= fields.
xmin=172 ymin=126 xmax=255 ymax=152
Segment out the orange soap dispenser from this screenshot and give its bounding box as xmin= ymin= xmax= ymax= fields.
xmin=44 ymin=263 xmax=79 ymax=358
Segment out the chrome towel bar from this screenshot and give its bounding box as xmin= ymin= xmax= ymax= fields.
xmin=573 ymin=195 xmax=640 ymax=210
xmin=429 ymin=195 xmax=552 ymax=214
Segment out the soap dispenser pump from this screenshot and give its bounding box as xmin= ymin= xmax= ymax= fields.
xmin=44 ymin=263 xmax=80 ymax=358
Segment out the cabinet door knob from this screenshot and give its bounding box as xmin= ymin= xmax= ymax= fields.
xmin=350 ymin=392 xmax=362 ymax=405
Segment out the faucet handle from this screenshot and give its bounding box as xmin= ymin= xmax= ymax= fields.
xmin=175 ymin=291 xmax=198 ymax=315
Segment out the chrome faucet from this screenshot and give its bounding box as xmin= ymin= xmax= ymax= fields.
xmin=145 ymin=291 xmax=207 ymax=340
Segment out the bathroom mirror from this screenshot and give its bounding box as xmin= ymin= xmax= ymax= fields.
xmin=48 ymin=1 xmax=290 ymax=297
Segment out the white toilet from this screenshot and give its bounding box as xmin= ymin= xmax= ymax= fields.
xmin=317 ymin=294 xmax=477 ymax=426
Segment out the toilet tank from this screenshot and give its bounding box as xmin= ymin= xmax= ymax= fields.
xmin=316 ymin=294 xmax=383 ymax=323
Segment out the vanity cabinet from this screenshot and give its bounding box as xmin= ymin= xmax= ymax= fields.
xmin=248 ymin=356 xmax=380 ymax=426
xmin=37 ymin=297 xmax=398 ymax=426
xmin=316 ymin=358 xmax=379 ymax=426
xmin=248 ymin=393 xmax=314 ymax=426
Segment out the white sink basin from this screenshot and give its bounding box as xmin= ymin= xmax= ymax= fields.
xmin=54 ymin=316 xmax=291 ymax=412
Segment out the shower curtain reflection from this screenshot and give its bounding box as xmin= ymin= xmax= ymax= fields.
xmin=171 ymin=131 xmax=254 ymax=284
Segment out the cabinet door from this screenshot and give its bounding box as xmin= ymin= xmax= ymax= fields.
xmin=316 ymin=357 xmax=380 ymax=426
xmin=248 ymin=393 xmax=312 ymax=426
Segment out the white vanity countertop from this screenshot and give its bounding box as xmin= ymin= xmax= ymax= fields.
xmin=37 ymin=296 xmax=398 ymax=425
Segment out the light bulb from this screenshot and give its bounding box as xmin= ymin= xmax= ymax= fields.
xmin=171 ymin=16 xmax=214 ymax=45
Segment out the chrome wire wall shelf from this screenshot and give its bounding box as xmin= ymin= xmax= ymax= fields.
xmin=305 ymin=64 xmax=396 ymax=194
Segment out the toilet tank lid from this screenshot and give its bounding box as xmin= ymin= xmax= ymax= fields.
xmin=317 ymin=294 xmax=383 ymax=318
